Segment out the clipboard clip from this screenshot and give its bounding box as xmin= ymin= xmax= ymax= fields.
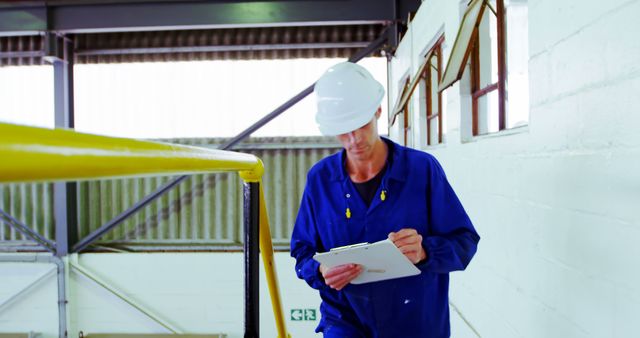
xmin=330 ymin=242 xmax=370 ymax=252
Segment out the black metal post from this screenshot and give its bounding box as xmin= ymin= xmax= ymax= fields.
xmin=0 ymin=208 xmax=56 ymax=253
xmin=48 ymin=32 xmax=79 ymax=257
xmin=72 ymin=29 xmax=389 ymax=253
xmin=54 ymin=181 xmax=78 ymax=256
xmin=243 ymin=182 xmax=260 ymax=338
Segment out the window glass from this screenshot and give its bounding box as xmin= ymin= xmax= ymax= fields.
xmin=506 ymin=2 xmax=529 ymax=128
xmin=0 ymin=66 xmax=54 ymax=128
xmin=478 ymin=90 xmax=500 ymax=134
xmin=429 ymin=55 xmax=440 ymax=117
xmin=73 ymin=58 xmax=388 ymax=138
xmin=478 ymin=7 xmax=499 ymax=89
xmin=428 ymin=116 xmax=440 ymax=145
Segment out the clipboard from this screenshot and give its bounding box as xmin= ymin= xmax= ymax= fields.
xmin=313 ymin=239 xmax=421 ymax=284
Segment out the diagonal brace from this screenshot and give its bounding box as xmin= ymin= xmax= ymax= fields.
xmin=0 ymin=208 xmax=56 ymax=254
xmin=70 ymin=260 xmax=181 ymax=334
xmin=0 ymin=267 xmax=57 ymax=314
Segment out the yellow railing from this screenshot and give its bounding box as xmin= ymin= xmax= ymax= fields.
xmin=0 ymin=123 xmax=262 ymax=182
xmin=0 ymin=122 xmax=291 ymax=338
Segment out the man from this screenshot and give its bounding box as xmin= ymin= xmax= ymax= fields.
xmin=291 ymin=62 xmax=480 ymax=338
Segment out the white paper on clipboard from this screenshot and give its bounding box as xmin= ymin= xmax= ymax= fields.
xmin=313 ymin=239 xmax=421 ymax=284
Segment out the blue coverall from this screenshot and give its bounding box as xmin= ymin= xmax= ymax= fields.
xmin=290 ymin=138 xmax=480 ymax=338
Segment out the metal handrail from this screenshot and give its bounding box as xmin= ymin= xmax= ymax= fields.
xmin=0 ymin=122 xmax=289 ymax=338
xmin=0 ymin=123 xmax=263 ymax=183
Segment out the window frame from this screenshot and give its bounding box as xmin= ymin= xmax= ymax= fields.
xmin=402 ymin=78 xmax=411 ymax=146
xmin=470 ymin=0 xmax=506 ymax=135
xmin=390 ymin=75 xmax=412 ymax=146
xmin=440 ymin=0 xmax=509 ymax=136
xmin=422 ymin=35 xmax=445 ymax=146
xmin=439 ymin=0 xmax=486 ymax=91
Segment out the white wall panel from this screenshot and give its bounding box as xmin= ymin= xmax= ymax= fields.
xmin=390 ymin=0 xmax=640 ymax=337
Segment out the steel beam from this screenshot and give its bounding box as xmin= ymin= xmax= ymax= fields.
xmin=51 ymin=0 xmax=393 ymax=33
xmin=243 ymin=182 xmax=260 ymax=338
xmin=53 ymin=183 xmax=77 ymax=256
xmin=75 ymin=41 xmax=371 ymax=57
xmin=0 ymin=50 xmax=45 ymax=59
xmin=0 ymin=208 xmax=56 ymax=253
xmin=0 ymin=6 xmax=47 ymax=35
xmin=48 ymin=32 xmax=79 ymax=257
xmin=0 ymin=0 xmax=398 ymax=35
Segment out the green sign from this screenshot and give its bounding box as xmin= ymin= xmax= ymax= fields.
xmin=290 ymin=308 xmax=317 ymax=321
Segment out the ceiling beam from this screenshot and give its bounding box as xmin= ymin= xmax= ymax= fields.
xmin=0 ymin=7 xmax=47 ymax=35
xmin=0 ymin=0 xmax=421 ymax=36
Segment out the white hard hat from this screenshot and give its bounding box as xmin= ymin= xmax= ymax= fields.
xmin=314 ymin=62 xmax=385 ymax=136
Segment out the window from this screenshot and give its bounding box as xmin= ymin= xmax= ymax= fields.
xmin=420 ymin=36 xmax=445 ymax=146
xmin=440 ymin=0 xmax=529 ymax=136
xmin=391 ymin=35 xmax=445 ymax=148
xmin=390 ymin=76 xmax=411 ymax=146
xmin=74 ymin=58 xmax=388 ymax=138
xmin=0 ymin=66 xmax=54 ymax=128
xmin=402 ymin=79 xmax=411 ymax=147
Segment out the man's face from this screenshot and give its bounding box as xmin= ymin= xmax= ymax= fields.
xmin=336 ymin=110 xmax=380 ymax=162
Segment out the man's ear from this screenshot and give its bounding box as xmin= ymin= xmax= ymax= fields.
xmin=375 ymin=107 xmax=382 ymax=119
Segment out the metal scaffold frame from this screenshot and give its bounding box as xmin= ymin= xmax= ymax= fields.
xmin=0 ymin=24 xmax=391 ymax=337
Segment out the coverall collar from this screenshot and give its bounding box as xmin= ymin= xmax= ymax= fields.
xmin=329 ymin=137 xmax=407 ymax=183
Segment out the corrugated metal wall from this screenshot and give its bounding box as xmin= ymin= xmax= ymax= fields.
xmin=0 ymin=24 xmax=384 ymax=66
xmin=0 ymin=182 xmax=54 ymax=242
xmin=0 ymin=35 xmax=45 ymax=66
xmin=0 ymin=137 xmax=340 ymax=251
xmin=74 ymin=25 xmax=384 ymax=63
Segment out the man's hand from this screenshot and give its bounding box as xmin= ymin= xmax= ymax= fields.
xmin=319 ymin=263 xmax=362 ymax=291
xmin=388 ymin=228 xmax=427 ymax=264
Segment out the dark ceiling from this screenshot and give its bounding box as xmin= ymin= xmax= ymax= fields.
xmin=0 ymin=0 xmax=420 ymax=65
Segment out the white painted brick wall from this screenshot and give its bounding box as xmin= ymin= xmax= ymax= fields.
xmin=390 ymin=0 xmax=640 ymax=337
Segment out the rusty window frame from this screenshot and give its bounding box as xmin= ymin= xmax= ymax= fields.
xmin=390 ymin=76 xmax=411 ymax=145
xmin=422 ymin=35 xmax=445 ymax=145
xmin=470 ymin=0 xmax=506 ymax=135
xmin=439 ymin=0 xmax=507 ymax=136
xmin=402 ymin=78 xmax=411 ymax=146
xmin=439 ymin=0 xmax=486 ymax=91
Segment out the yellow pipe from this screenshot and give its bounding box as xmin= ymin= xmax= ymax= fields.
xmin=259 ymin=182 xmax=291 ymax=338
xmin=0 ymin=123 xmax=262 ymax=183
